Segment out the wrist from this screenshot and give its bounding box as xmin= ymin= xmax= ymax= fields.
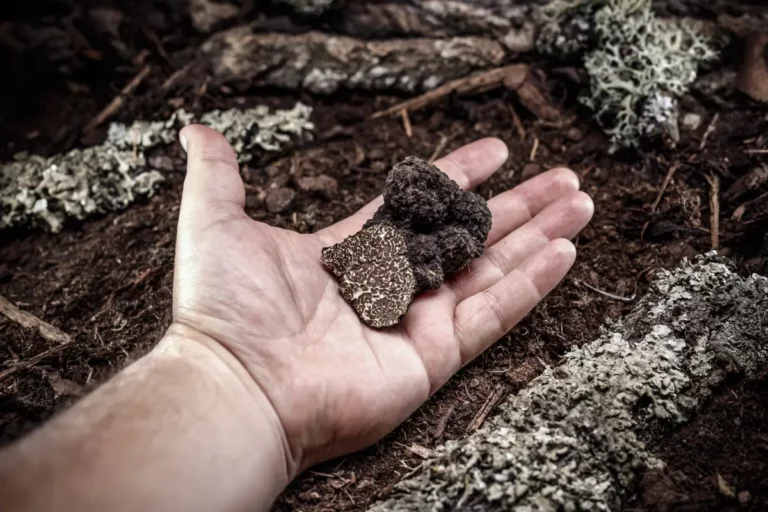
xmin=155 ymin=323 xmax=298 ymax=497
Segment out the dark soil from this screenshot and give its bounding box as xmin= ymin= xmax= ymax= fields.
xmin=2 ymin=1 xmax=768 ymax=511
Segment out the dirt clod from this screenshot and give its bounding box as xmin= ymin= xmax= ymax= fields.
xmin=297 ymin=175 xmax=338 ymax=199
xmin=266 ymin=188 xmax=296 ymax=213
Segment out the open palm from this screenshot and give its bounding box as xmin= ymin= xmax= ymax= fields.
xmin=172 ymin=125 xmax=593 ymax=474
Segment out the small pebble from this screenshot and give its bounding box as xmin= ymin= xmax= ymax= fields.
xmin=370 ymin=161 xmax=388 ymax=173
xmin=738 ymin=490 xmax=751 ymax=505
xmin=565 ymin=127 xmax=584 ymax=141
xmin=266 ymin=187 xmax=295 ymax=213
xmin=682 ymin=113 xmax=702 ymax=131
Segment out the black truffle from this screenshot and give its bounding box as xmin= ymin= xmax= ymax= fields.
xmin=365 ymin=156 xmax=492 ymax=292
xmin=322 ymin=156 xmax=492 ymax=328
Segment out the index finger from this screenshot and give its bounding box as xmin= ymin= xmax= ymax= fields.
xmin=317 ymin=138 xmax=509 ymax=244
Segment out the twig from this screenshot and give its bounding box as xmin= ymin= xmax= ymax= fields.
xmin=705 ymin=173 xmax=721 ymax=250
xmin=579 ymin=280 xmax=637 ymax=303
xmin=699 ymin=113 xmax=719 ymax=150
xmin=343 ymin=488 xmax=355 ymax=506
xmin=529 ymin=137 xmax=540 ymax=162
xmin=506 ymin=102 xmax=526 ymax=140
xmin=0 ymin=342 xmax=75 ymax=383
xmin=651 ymin=163 xmax=681 ymax=212
xmin=400 ymin=108 xmax=413 ymax=138
xmin=161 ymin=61 xmax=194 ymax=93
xmin=429 ymin=135 xmax=449 ymax=163
xmin=372 ymin=65 xmax=528 ymax=119
xmin=432 ymin=404 xmax=455 ymax=440
xmin=745 ymin=149 xmax=768 ymax=154
xmin=84 ymin=65 xmax=151 ymax=132
xmin=0 ymin=294 xmax=72 ymax=345
xmin=466 ymin=384 xmax=504 ymax=433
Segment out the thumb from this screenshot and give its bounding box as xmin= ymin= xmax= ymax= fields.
xmin=178 ymin=124 xmax=246 ymax=229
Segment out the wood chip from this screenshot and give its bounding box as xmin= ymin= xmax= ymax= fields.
xmin=406 ymin=444 xmax=432 ymax=459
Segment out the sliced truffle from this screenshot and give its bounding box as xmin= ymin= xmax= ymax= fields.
xmin=321 ymin=223 xmax=416 ymax=328
xmin=322 ymin=156 xmax=492 ymax=328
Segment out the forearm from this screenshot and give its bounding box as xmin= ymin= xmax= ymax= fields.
xmin=0 ymin=325 xmax=291 ymax=512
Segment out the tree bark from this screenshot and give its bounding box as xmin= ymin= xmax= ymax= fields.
xmin=331 ymin=1 xmax=540 ymax=52
xmin=201 ymin=28 xmax=506 ymax=93
xmin=369 ymin=254 xmax=768 ymax=511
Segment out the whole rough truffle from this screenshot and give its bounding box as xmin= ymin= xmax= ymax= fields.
xmin=322 ymin=156 xmax=492 ymax=328
xmin=367 ymin=157 xmax=492 ymax=292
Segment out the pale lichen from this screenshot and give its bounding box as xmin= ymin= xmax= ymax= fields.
xmin=0 ymin=103 xmax=313 ymax=232
xmin=369 ymin=254 xmax=768 ymax=511
xmin=537 ymin=0 xmax=718 ymax=151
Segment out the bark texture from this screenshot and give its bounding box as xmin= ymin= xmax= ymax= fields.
xmin=333 ymin=1 xmax=541 ymax=52
xmin=369 ymin=254 xmax=768 ymax=511
xmin=200 ymin=28 xmax=506 ymax=93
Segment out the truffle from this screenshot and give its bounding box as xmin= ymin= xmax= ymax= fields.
xmin=322 ymin=223 xmax=416 ymax=328
xmin=322 ymin=156 xmax=492 ymax=328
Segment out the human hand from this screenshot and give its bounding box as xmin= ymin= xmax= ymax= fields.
xmin=171 ymin=125 xmax=594 ymax=479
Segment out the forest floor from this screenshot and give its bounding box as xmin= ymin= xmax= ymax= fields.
xmin=1 ymin=1 xmax=767 ymax=511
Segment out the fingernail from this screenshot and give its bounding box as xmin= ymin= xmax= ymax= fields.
xmin=179 ymin=133 xmax=188 ymax=153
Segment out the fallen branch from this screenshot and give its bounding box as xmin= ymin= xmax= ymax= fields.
xmin=332 ymin=0 xmax=537 ymax=53
xmin=370 ymin=254 xmax=768 ymax=511
xmin=84 ymin=65 xmax=152 ymax=133
xmin=0 ymin=294 xmax=72 ymax=345
xmin=202 ymin=29 xmax=505 ymax=95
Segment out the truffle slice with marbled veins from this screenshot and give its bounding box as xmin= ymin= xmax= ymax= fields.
xmin=321 ymin=223 xmax=416 ymax=328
